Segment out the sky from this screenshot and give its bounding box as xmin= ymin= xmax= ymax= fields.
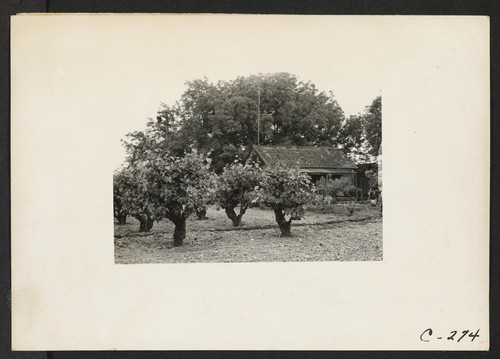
xmin=95 ymin=15 xmax=385 ymax=168
xmin=14 ymin=15 xmax=384 ymax=169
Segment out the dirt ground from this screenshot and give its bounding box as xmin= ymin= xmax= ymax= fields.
xmin=114 ymin=203 xmax=382 ymax=264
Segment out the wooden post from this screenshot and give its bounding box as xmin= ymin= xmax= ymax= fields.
xmin=257 ymin=85 xmax=260 ymax=145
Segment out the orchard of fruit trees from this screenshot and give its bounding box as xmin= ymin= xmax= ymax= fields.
xmin=113 ymin=73 xmax=381 ymax=246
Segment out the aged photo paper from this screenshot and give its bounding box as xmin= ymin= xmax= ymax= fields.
xmin=11 ymin=14 xmax=489 ymax=350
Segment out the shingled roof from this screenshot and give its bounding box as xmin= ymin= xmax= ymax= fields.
xmin=251 ymin=145 xmax=358 ymax=170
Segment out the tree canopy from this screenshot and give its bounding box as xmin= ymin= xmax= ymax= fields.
xmin=174 ymin=73 xmax=346 ymax=172
xmin=338 ymin=95 xmax=382 ymax=162
xmin=121 ymin=73 xmax=381 ymax=170
xmin=363 ymin=95 xmax=382 ymax=156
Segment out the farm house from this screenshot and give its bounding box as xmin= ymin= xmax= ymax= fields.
xmin=247 ymin=145 xmax=359 ymax=184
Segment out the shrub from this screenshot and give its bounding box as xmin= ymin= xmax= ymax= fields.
xmin=316 ymin=175 xmax=352 ymax=198
xmin=356 ymin=187 xmax=363 ymax=201
xmin=346 ymin=203 xmax=356 ymax=216
xmin=344 ymin=185 xmax=358 ymax=197
xmin=310 ymin=193 xmax=336 ymax=210
xmin=368 ymin=185 xmax=381 ymax=200
xmin=365 ymin=168 xmax=378 ymax=188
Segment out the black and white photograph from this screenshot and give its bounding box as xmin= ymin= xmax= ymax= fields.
xmin=113 ymin=73 xmax=383 ymax=264
xmin=11 ymin=14 xmax=489 ymax=350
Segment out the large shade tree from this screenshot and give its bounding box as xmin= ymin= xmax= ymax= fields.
xmin=339 ymin=114 xmax=364 ymax=156
xmin=339 ymin=95 xmax=382 ymax=161
xmin=175 ymin=73 xmax=345 ymax=172
xmin=363 ymin=95 xmax=382 ymax=156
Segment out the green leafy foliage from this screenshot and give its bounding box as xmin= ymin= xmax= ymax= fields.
xmin=175 ymin=73 xmax=345 ymax=172
xmin=215 ymin=162 xmax=263 ymax=226
xmin=115 ymin=165 xmax=149 ymax=218
xmin=315 ymin=176 xmax=352 ymax=199
xmin=339 ymin=114 xmax=364 ymax=155
xmin=113 ymin=170 xmax=128 ymax=224
xmin=308 ymin=192 xmax=336 ymax=212
xmin=339 ymin=95 xmax=382 ymax=161
xmin=142 ymin=151 xmax=215 ymax=244
xmin=119 ymin=103 xmax=216 ymax=241
xmin=113 ymin=164 xmax=156 ymax=232
xmin=143 ymin=151 xmax=213 ymax=217
xmin=115 ymin=74 xmax=382 ymax=243
xmin=121 ymin=104 xmax=187 ymax=167
xmin=363 ymin=96 xmax=382 ymax=156
xmin=119 ymin=137 xmax=215 ymax=243
xmin=258 ymin=164 xmax=314 ymax=236
xmin=364 ymin=168 xmax=378 ymax=188
xmin=344 ymin=185 xmax=358 ymax=197
xmin=356 ymin=187 xmax=363 ymax=201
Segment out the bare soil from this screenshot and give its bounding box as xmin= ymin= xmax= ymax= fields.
xmin=114 ymin=204 xmax=382 ymax=264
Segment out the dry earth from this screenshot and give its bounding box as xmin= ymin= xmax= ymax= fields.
xmin=114 ymin=204 xmax=382 ymax=264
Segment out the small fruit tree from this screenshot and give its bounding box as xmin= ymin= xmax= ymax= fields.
xmin=116 ymin=165 xmax=156 ymax=232
xmin=259 ymin=164 xmax=314 ymax=237
xmin=143 ymin=151 xmax=214 ymax=246
xmin=113 ymin=170 xmax=128 ymax=225
xmin=215 ymin=163 xmax=262 ymax=227
xmin=119 ymin=105 xmax=215 ymax=240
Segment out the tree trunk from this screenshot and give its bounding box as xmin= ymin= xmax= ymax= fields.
xmin=117 ymin=213 xmax=127 ymax=225
xmin=137 ymin=213 xmax=154 ymax=232
xmin=173 ymin=218 xmax=186 ymax=246
xmin=137 ymin=215 xmax=146 ymax=232
xmin=146 ymin=216 xmax=154 ymax=231
xmin=195 ymin=208 xmax=207 ymax=220
xmin=274 ymin=208 xmax=292 ymax=237
xmin=114 ymin=209 xmax=127 ymax=225
xmin=225 ymin=207 xmax=242 ymax=227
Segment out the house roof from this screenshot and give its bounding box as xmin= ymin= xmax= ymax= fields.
xmin=252 ymin=145 xmax=358 ymax=170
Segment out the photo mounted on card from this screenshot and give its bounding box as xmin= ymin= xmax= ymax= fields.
xmin=11 ymin=14 xmax=489 ymax=350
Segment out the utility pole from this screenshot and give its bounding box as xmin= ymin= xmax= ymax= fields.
xmin=257 ymin=84 xmax=260 ymax=145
